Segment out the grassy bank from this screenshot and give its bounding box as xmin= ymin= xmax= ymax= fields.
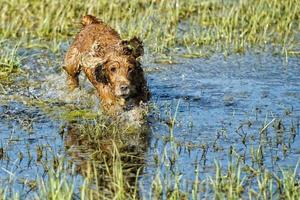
xmin=0 ymin=0 xmax=299 ymax=55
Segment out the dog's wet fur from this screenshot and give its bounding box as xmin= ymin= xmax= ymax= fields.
xmin=64 ymin=15 xmax=150 ymax=115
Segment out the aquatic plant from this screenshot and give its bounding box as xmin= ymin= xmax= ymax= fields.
xmin=37 ymin=164 xmax=75 ymax=200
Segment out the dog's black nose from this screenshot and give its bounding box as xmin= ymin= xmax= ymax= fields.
xmin=120 ymin=85 xmax=129 ymax=92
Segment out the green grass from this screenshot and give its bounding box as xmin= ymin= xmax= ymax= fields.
xmin=0 ymin=0 xmax=299 ymax=55
xmin=0 ymin=41 xmax=22 ymax=79
xmin=37 ymin=165 xmax=74 ymax=200
xmin=207 ymin=160 xmax=300 ymax=200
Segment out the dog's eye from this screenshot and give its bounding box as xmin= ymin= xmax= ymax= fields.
xmin=128 ymin=67 xmax=134 ymax=73
xmin=110 ymin=66 xmax=116 ymax=72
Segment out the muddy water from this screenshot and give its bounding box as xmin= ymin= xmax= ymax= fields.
xmin=0 ymin=49 xmax=299 ymax=198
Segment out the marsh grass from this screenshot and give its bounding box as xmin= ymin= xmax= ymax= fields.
xmin=0 ymin=111 xmax=299 ymax=199
xmin=0 ymin=189 xmax=19 ymax=200
xmin=279 ymin=168 xmax=300 ymax=199
xmin=58 ymin=115 xmax=148 ymax=199
xmin=61 ymin=109 xmax=98 ymax=121
xmin=0 ymin=0 xmax=299 ymax=55
xmin=33 ymin=143 xmax=142 ymax=200
xmin=207 ymin=160 xmax=300 ymax=200
xmin=37 ymin=164 xmax=75 ymax=200
xmin=0 ymin=41 xmax=23 ymax=79
xmin=1 ymin=121 xmax=144 ymax=199
xmin=2 ymin=159 xmax=298 ymax=199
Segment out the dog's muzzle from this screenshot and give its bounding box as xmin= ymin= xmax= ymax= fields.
xmin=115 ymin=84 xmax=131 ymax=98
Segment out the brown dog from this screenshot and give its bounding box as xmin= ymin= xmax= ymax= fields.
xmin=64 ymin=15 xmax=150 ymax=115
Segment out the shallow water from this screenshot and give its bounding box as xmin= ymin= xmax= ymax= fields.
xmin=141 ymin=52 xmax=300 ymax=197
xmin=0 ymin=49 xmax=299 ymax=198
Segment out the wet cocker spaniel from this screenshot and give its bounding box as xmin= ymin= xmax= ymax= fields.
xmin=64 ymin=15 xmax=150 ymax=115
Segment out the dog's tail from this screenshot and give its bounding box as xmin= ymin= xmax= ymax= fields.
xmin=81 ymin=15 xmax=101 ymax=27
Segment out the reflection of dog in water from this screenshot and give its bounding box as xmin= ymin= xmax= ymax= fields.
xmin=64 ymin=15 xmax=150 ymax=116
xmin=63 ymin=123 xmax=149 ymax=198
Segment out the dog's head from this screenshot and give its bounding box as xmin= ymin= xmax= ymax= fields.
xmin=83 ymin=37 xmax=145 ymax=100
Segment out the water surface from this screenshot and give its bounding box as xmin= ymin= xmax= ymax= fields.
xmin=0 ymin=50 xmax=299 ymax=198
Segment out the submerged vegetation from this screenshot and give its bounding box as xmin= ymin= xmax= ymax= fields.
xmin=0 ymin=0 xmax=299 ymax=55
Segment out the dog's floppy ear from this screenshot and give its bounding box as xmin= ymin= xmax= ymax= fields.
xmin=95 ymin=64 xmax=109 ymax=84
xmin=122 ymin=37 xmax=144 ymax=58
xmin=81 ymin=52 xmax=109 ymax=84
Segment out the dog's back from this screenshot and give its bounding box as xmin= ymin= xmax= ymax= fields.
xmin=71 ymin=15 xmax=121 ymax=53
xmin=64 ymin=15 xmax=122 ymax=86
